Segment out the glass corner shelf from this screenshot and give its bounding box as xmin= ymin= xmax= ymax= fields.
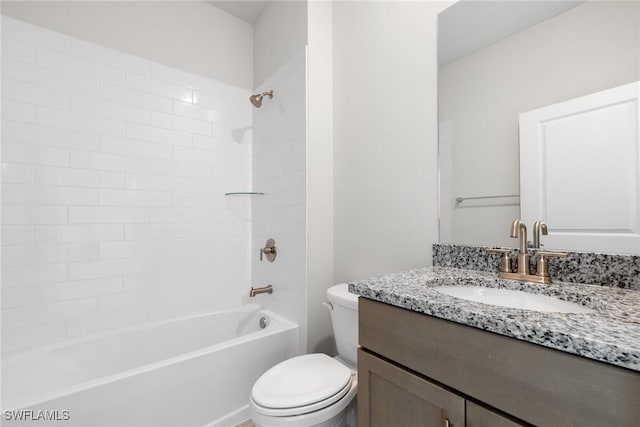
xmin=224 ymin=192 xmax=265 ymax=196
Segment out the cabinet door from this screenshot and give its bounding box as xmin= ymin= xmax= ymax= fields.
xmin=358 ymin=349 xmax=464 ymax=427
xmin=466 ymin=401 xmax=526 ymax=427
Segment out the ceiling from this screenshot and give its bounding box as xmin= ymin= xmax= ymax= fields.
xmin=438 ymin=1 xmax=583 ymax=66
xmin=206 ymin=1 xmax=269 ymax=24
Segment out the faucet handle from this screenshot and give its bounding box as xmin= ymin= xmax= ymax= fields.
xmin=486 ymin=248 xmax=512 ymax=273
xmin=535 ymin=251 xmax=568 ymax=279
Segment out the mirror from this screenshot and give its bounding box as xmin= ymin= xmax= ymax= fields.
xmin=437 ymin=0 xmax=640 ymax=253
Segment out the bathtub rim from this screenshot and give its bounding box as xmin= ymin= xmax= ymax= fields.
xmin=2 ymin=304 xmax=298 ymax=411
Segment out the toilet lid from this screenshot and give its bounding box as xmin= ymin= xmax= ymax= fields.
xmin=251 ymin=354 xmax=352 ymax=410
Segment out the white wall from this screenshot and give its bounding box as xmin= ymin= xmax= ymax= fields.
xmin=0 ymin=1 xmax=253 ymax=89
xmin=439 ymin=0 xmax=640 ymax=247
xmin=1 ymin=17 xmax=253 ymax=355
xmin=332 ymin=1 xmax=450 ymax=284
xmin=251 ymin=50 xmax=307 ymax=354
xmin=253 ymin=0 xmax=308 ymax=88
xmin=307 ymin=0 xmax=334 ymax=354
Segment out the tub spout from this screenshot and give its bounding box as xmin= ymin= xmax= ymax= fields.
xmin=249 ymin=285 xmax=273 ymax=297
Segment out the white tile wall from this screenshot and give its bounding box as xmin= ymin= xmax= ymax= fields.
xmin=1 ymin=17 xmax=253 ymax=355
xmin=251 ymin=50 xmax=307 ymax=355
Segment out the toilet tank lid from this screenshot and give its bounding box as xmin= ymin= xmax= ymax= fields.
xmin=327 ymin=283 xmax=358 ymax=310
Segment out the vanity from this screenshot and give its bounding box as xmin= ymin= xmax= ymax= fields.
xmin=355 ymin=1 xmax=640 ymax=424
xmin=349 ymin=255 xmax=640 ymax=427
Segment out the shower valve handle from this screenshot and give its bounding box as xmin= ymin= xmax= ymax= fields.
xmin=260 ymin=239 xmax=277 ymax=262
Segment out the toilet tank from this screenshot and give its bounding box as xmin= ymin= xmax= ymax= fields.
xmin=327 ymin=284 xmax=359 ymax=366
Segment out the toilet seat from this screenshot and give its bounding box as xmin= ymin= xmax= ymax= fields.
xmin=251 ymin=354 xmax=353 ymax=417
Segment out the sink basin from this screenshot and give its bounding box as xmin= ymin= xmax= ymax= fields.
xmin=435 ymin=286 xmax=595 ymax=314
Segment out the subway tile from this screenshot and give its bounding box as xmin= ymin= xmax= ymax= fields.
xmin=1 ymin=163 xmax=35 ymax=183
xmin=125 ymin=123 xmax=192 ymax=147
xmin=148 ymin=159 xmax=217 ymax=179
xmin=151 ymin=63 xmax=213 ymax=92
xmin=70 ymin=150 xmax=149 ymax=174
xmin=193 ymin=90 xmax=249 ymax=116
xmin=125 ymin=224 xmax=176 ymax=240
xmin=2 ymin=100 xmax=37 ymax=123
xmin=69 ymin=207 xmax=149 ymax=224
xmin=1 ymin=17 xmax=265 ymax=351
xmin=2 ymin=184 xmax=98 ymax=206
xmin=1 ymin=243 xmax=97 ymax=267
xmin=126 ymin=72 xmax=193 ymax=102
xmin=192 ymin=90 xmax=230 ymax=111
xmin=192 ymin=134 xmax=251 ymax=156
xmin=38 ymin=48 xmax=125 ymax=85
xmin=125 ymin=174 xmax=192 ymax=192
xmin=99 ymin=240 xmax=172 ymax=259
xmin=96 ymin=290 xmax=165 ymax=313
xmin=33 ymin=125 xmax=101 ymax=151
xmin=2 ymin=142 xmax=70 ymax=167
xmin=2 ymin=58 xmax=99 ymax=96
xmin=1 ymin=205 xmax=68 ymax=225
xmin=36 ymin=166 xmax=125 ymax=189
xmin=192 ymin=178 xmax=228 ymax=194
xmin=99 ymin=189 xmax=172 ymax=207
xmin=68 ymin=258 xmax=126 ymax=280
xmin=149 ymin=207 xmax=211 ymax=224
xmin=172 ymin=147 xmax=250 ymax=172
xmin=1 ymin=263 xmax=67 ymax=286
xmin=71 ymin=39 xmax=152 ymax=76
xmin=70 ymin=94 xmax=151 ymax=125
xmin=37 ymin=106 xmax=126 ymax=137
xmin=32 ymin=277 xmax=123 ymax=304
xmin=151 ymin=111 xmax=211 ymax=135
xmin=65 ymin=309 xmax=148 ymax=339
xmin=125 ymin=223 xmax=176 ymax=241
xmin=100 ymin=136 xmax=172 ymax=160
xmin=1 ymin=286 xmax=33 ymax=309
xmin=1 ymin=17 xmax=71 ymax=52
xmin=100 ymin=83 xmax=172 ymax=113
xmin=173 ymin=99 xmax=250 ymax=128
xmin=1 ymin=37 xmax=37 ymax=63
xmin=34 ymin=224 xmax=124 ymax=244
xmin=171 ymin=192 xmax=221 ymax=208
xmin=2 ymin=79 xmax=70 ymax=110
xmin=1 ymin=120 xmax=37 ymax=143
xmin=2 ymin=298 xmax=96 ymax=330
xmin=2 ymin=225 xmax=34 ymax=246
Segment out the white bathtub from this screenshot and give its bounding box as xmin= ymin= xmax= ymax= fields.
xmin=1 ymin=305 xmax=298 ymax=426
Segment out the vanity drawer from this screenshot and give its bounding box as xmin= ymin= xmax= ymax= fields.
xmin=358 ymin=298 xmax=640 ymax=426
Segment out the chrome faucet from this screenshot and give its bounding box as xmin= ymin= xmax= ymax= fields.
xmin=510 ymin=219 xmax=530 ymax=275
xmin=487 ymin=219 xmax=568 ymax=284
xmin=533 ymin=221 xmax=548 ymax=249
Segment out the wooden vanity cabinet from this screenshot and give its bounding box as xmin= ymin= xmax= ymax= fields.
xmin=358 ymin=349 xmax=465 ymax=427
xmin=358 ymin=349 xmax=523 ymax=427
xmin=357 ymin=298 xmax=640 ymax=427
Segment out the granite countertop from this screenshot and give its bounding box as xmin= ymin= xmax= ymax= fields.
xmin=349 ymin=267 xmax=640 ymax=372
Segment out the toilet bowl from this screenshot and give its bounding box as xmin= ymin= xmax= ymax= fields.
xmin=249 ymin=284 xmax=359 ymax=427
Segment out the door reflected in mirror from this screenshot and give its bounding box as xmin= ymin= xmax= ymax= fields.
xmin=437 ymin=0 xmax=640 ymax=253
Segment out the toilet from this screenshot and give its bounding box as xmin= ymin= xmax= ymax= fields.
xmin=249 ymin=284 xmax=359 ymax=427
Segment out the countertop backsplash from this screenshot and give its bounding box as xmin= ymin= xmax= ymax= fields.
xmin=433 ymin=243 xmax=640 ymax=291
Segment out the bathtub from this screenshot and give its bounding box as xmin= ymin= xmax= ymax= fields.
xmin=1 ymin=304 xmax=298 ymax=426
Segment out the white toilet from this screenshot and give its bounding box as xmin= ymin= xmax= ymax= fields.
xmin=249 ymin=284 xmax=359 ymax=427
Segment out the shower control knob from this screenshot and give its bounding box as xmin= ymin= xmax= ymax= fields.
xmin=260 ymin=239 xmax=277 ymax=262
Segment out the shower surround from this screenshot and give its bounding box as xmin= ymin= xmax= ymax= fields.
xmin=1 ymin=17 xmax=254 ymax=355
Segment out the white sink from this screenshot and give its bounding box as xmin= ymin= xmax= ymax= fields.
xmin=435 ymin=286 xmax=595 ymax=314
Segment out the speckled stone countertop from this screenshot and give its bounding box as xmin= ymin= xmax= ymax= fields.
xmin=349 ymin=267 xmax=640 ymax=372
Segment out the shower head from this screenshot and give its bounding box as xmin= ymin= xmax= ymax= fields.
xmin=249 ymin=90 xmax=273 ymax=108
